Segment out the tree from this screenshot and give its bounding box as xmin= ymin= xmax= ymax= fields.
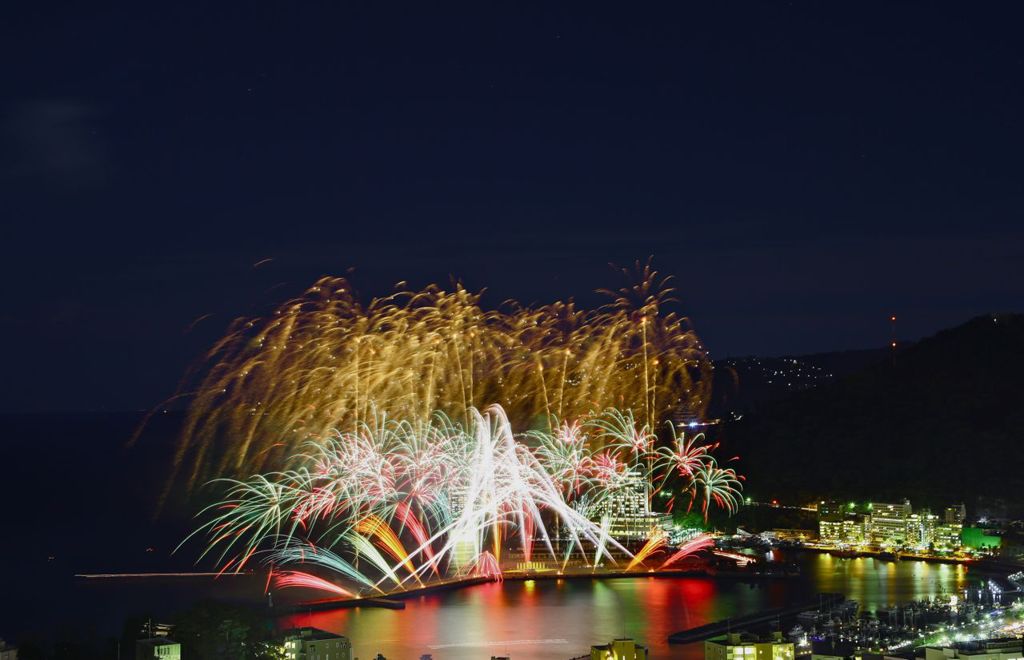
xmin=172 ymin=600 xmax=279 ymax=660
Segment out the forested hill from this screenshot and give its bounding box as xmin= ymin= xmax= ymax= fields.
xmin=718 ymin=313 xmax=1024 ymax=509
xmin=709 ymin=347 xmax=890 ymax=416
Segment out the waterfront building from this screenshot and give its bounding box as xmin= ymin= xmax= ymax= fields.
xmin=924 ymin=638 xmax=1023 ymax=660
xmin=593 ymin=470 xmax=671 ymax=541
xmin=906 ymin=510 xmax=940 ymax=549
xmin=842 ymin=518 xmax=868 ymax=545
xmin=571 ymin=637 xmax=649 ymax=660
xmin=283 ymin=627 xmax=352 ymax=660
xmin=136 ymin=638 xmax=181 ymax=660
xmin=819 ymin=499 xmax=868 ymax=544
xmin=869 ymin=501 xmax=912 ymax=546
xmin=764 ymin=528 xmax=815 ymax=543
xmin=818 ymin=501 xmax=867 ymax=546
xmin=820 ymin=518 xmax=843 ymax=544
xmin=705 ymin=632 xmax=795 ymax=660
xmin=450 ymin=525 xmax=481 ymax=570
xmin=818 ymin=501 xmax=851 ymax=539
xmin=667 ymin=524 xmax=708 ymax=545
xmin=819 ymin=499 xmax=962 ymax=550
xmin=933 ymin=522 xmax=964 ymax=551
xmin=945 ymin=504 xmax=967 ymax=525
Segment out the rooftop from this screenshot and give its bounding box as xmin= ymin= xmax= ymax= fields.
xmin=282 ymin=627 xmax=349 ymax=642
xmin=136 ymin=638 xmax=180 ymax=648
xmin=709 ymin=631 xmax=789 ymax=645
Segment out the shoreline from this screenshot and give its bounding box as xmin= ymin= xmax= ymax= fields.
xmin=798 ymin=544 xmax=1011 ymax=569
xmin=279 ymin=563 xmax=796 ymax=613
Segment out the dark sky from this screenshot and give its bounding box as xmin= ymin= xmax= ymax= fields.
xmin=2 ymin=3 xmax=1023 ymax=412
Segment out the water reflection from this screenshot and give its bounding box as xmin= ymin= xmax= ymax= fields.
xmin=805 ymin=556 xmax=971 ymax=609
xmin=278 ymin=554 xmax=977 ymax=660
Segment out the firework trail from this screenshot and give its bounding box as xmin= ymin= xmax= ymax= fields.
xmin=688 ymin=458 xmax=745 ymax=522
xmin=167 ymin=263 xmax=711 ymax=487
xmin=659 ymin=534 xmax=716 ymax=569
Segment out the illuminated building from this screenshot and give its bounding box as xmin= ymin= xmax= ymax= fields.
xmin=136 ymin=638 xmax=181 ymax=660
xmin=946 ymin=504 xmax=967 ymax=525
xmin=450 ymin=526 xmax=480 ymax=571
xmin=906 ymin=510 xmax=940 ymax=549
xmin=449 ymin=483 xmax=468 ymax=518
xmin=818 ymin=501 xmax=866 ymax=545
xmin=282 ymin=628 xmax=352 ymax=660
xmin=868 ymin=501 xmax=912 ymax=546
xmin=818 ymin=499 xmax=962 ymax=550
xmin=667 ymin=524 xmax=708 ymax=546
xmin=764 ymin=528 xmax=814 ymax=543
xmin=572 ymin=638 xmax=649 ymax=660
xmin=924 ymin=638 xmax=1023 ymax=660
xmin=705 ymin=632 xmax=795 ymax=660
xmin=593 ymin=470 xmax=672 ymax=541
xmin=819 ymin=519 xmax=843 ymax=543
xmin=841 ymin=518 xmax=868 ymax=544
xmin=933 ymin=523 xmax=963 ymax=550
xmin=817 ymin=500 xmax=845 ymax=522
xmin=962 ymin=527 xmax=1002 ymax=550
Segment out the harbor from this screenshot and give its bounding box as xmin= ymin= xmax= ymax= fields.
xmin=671 ymin=570 xmax=1024 ymax=659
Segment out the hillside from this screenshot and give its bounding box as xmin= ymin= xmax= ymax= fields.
xmin=718 ymin=313 xmax=1024 ymax=510
xmin=709 ymin=347 xmax=890 ymax=417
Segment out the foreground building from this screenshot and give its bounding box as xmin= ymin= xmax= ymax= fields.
xmin=135 ymin=638 xmax=181 ymax=659
xmin=572 ymin=637 xmax=649 ymax=660
xmin=592 ymin=470 xmax=672 ymax=541
xmin=283 ymin=627 xmax=352 ymax=660
xmin=705 ymin=632 xmax=795 ymax=660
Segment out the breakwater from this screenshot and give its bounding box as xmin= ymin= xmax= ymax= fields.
xmin=668 ymin=593 xmax=845 ymax=644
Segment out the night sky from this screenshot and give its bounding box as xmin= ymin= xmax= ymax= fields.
xmin=2 ymin=3 xmax=1023 ymax=412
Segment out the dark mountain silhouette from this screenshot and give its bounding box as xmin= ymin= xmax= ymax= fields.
xmin=709 ymin=347 xmax=891 ymax=417
xmin=717 ymin=313 xmax=1024 ymax=510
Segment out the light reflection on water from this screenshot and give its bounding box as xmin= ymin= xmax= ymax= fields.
xmin=278 ymin=554 xmax=977 ymax=660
